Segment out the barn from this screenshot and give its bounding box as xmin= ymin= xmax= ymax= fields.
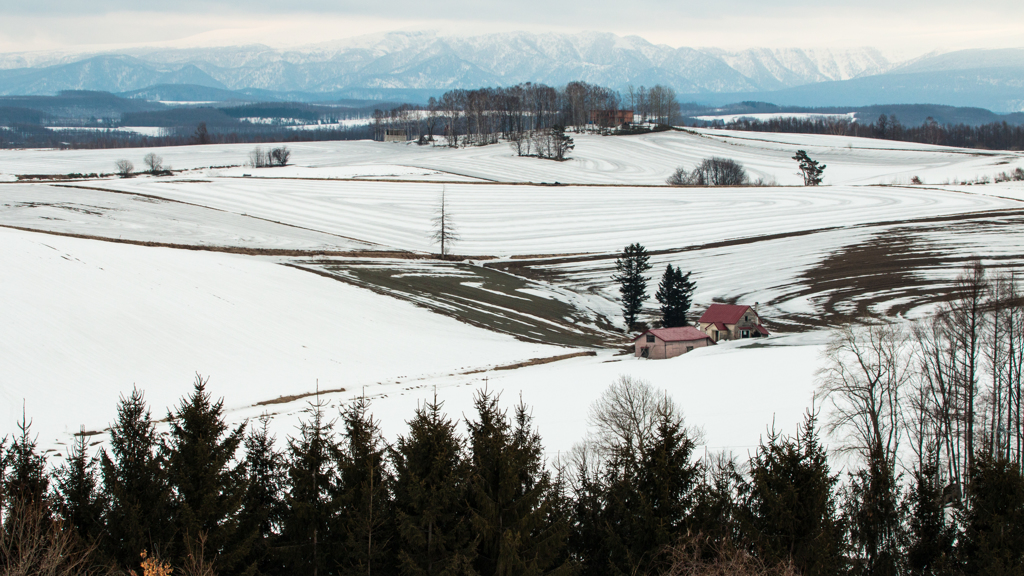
xmin=633 ymin=326 xmax=714 ymax=359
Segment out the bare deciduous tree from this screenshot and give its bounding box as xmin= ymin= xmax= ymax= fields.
xmin=115 ymin=159 xmax=134 ymax=178
xmin=817 ymin=322 xmax=914 ymax=467
xmin=270 ymin=146 xmax=290 ymax=166
xmin=586 ymin=375 xmax=697 ymax=465
xmin=143 ymin=153 xmax=163 ymax=173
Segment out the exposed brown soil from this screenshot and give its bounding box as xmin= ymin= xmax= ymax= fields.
xmin=255 ymin=387 xmax=347 ymax=406
xmin=463 ymin=351 xmax=598 ymax=374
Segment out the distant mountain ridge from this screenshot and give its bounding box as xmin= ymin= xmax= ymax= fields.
xmin=0 ymin=32 xmax=1021 ymax=111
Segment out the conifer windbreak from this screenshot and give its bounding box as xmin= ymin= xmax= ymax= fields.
xmin=164 ymin=375 xmax=249 ymax=574
xmin=613 ymin=243 xmax=653 ymax=330
xmin=392 ymin=396 xmax=477 ymax=576
xmin=100 ymin=387 xmax=173 ymax=570
xmin=281 ymin=395 xmax=342 ymax=576
xmin=5 ymin=412 xmax=49 ymax=508
xmin=740 ymin=411 xmax=843 ymax=576
xmin=53 ymin=433 xmax=106 ymax=548
xmin=466 ymin=390 xmax=569 ymax=576
xmin=238 ymin=415 xmax=287 ymax=575
xmin=337 ymin=396 xmax=394 ymax=576
xmin=654 ymin=264 xmax=696 ymax=328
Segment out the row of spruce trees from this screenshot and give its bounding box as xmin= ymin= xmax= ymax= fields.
xmin=2 ymin=375 xmax=1023 ymax=576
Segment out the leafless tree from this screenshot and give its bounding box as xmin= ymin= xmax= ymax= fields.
xmin=143 ymin=153 xmax=163 ymax=173
xmin=270 ymin=146 xmax=291 ymax=166
xmin=0 ymin=499 xmax=100 ymax=576
xmin=586 ymin=375 xmax=697 ymax=465
xmin=115 ymin=159 xmax=133 ymax=178
xmin=431 ymin=186 xmax=459 ymax=258
xmin=817 ymin=322 xmax=915 ymax=468
xmin=914 ymin=261 xmax=990 ymax=491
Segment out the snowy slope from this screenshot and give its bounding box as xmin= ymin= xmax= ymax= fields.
xmin=3 ymin=132 xmax=1024 ymax=460
xmin=2 ymin=130 xmax=1021 ymax=187
xmin=0 ymin=226 xmax=566 ymax=447
xmin=89 ymin=178 xmax=1019 ymax=256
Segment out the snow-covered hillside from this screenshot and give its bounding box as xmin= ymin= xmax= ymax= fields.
xmin=2 ymin=129 xmax=1021 ymax=186
xmin=2 ymin=130 xmax=1023 ymax=462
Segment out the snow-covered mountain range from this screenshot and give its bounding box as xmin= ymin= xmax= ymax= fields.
xmin=0 ymin=32 xmax=896 ymax=94
xmin=0 ymin=31 xmax=1021 ymax=111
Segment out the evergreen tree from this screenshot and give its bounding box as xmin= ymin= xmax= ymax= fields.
xmin=466 ymin=390 xmax=569 ymax=576
xmin=280 ymin=396 xmax=342 ymax=576
xmin=565 ymin=446 xmax=606 ymax=576
xmin=52 ymin=432 xmax=107 ymax=548
xmin=906 ymin=450 xmax=955 ymax=575
xmin=101 ymin=387 xmax=173 ymax=570
xmin=4 ymin=410 xmax=49 ymax=508
xmin=613 ymin=243 xmax=652 ymax=330
xmin=336 ymin=396 xmax=394 ymax=576
xmin=842 ymin=444 xmax=905 ymax=576
xmin=392 ymin=395 xmax=477 ymax=576
xmin=959 ymin=454 xmax=1024 ymax=575
xmin=740 ymin=411 xmax=844 ymax=576
xmin=163 ymin=375 xmax=249 ymax=574
xmin=239 ymin=415 xmax=287 ymax=576
xmin=793 ymin=150 xmax=826 ymax=186
xmin=601 ymin=406 xmax=700 ymax=576
xmin=654 ymin=264 xmax=696 ymax=328
xmin=691 ymin=453 xmax=744 ymax=550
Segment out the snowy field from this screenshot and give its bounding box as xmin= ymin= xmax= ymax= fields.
xmin=2 ymin=129 xmax=1021 ymax=187
xmin=1 ymin=130 xmax=1023 ymax=464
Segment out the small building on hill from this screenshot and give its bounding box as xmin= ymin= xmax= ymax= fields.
xmin=634 ymin=326 xmax=714 ymax=359
xmin=697 ymin=304 xmax=769 ymax=342
xmin=384 ymin=128 xmax=407 ymax=142
xmin=590 ymin=109 xmax=634 ymax=127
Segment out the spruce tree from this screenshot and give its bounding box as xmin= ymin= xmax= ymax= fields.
xmin=613 ymin=243 xmax=652 ymax=330
xmin=654 ymin=264 xmax=696 ymax=328
xmin=740 ymin=411 xmax=843 ymax=576
xmin=600 ymin=406 xmax=700 ymax=576
xmin=53 ymin=432 xmax=107 ymax=548
xmin=392 ymin=395 xmax=477 ymax=576
xmin=466 ymin=390 xmax=569 ymax=576
xmin=336 ymin=396 xmax=394 ymax=576
xmin=280 ymin=396 xmax=342 ymax=576
xmin=238 ymin=415 xmax=287 ymax=576
xmin=843 ymin=444 xmax=905 ymax=576
xmin=959 ymin=454 xmax=1024 ymax=575
xmin=164 ymin=375 xmax=249 ymax=574
xmin=906 ymin=450 xmax=955 ymax=575
xmin=101 ymin=387 xmax=173 ymax=569
xmin=4 ymin=410 xmax=49 ymax=508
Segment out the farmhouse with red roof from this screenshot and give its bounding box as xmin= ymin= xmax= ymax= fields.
xmin=633 ymin=326 xmax=714 ymax=359
xmin=697 ymin=304 xmax=768 ymax=342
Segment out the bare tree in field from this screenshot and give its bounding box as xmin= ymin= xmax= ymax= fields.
xmin=115 ymin=159 xmax=133 ymax=178
xmin=143 ymin=153 xmax=163 ymax=173
xmin=431 ymin=186 xmax=459 ymax=258
xmin=817 ymin=322 xmax=915 ymax=467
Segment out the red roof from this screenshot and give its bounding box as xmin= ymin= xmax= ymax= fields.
xmin=634 ymin=327 xmax=712 ymax=343
xmin=699 ymin=304 xmax=753 ymax=325
xmin=713 ymin=321 xmax=727 ymax=331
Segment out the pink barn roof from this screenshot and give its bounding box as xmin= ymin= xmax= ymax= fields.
xmin=634 ymin=327 xmax=712 ymax=343
xmin=699 ymin=304 xmax=753 ymax=325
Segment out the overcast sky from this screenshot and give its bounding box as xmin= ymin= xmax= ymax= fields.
xmin=1 ymin=0 xmax=1021 ymax=55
